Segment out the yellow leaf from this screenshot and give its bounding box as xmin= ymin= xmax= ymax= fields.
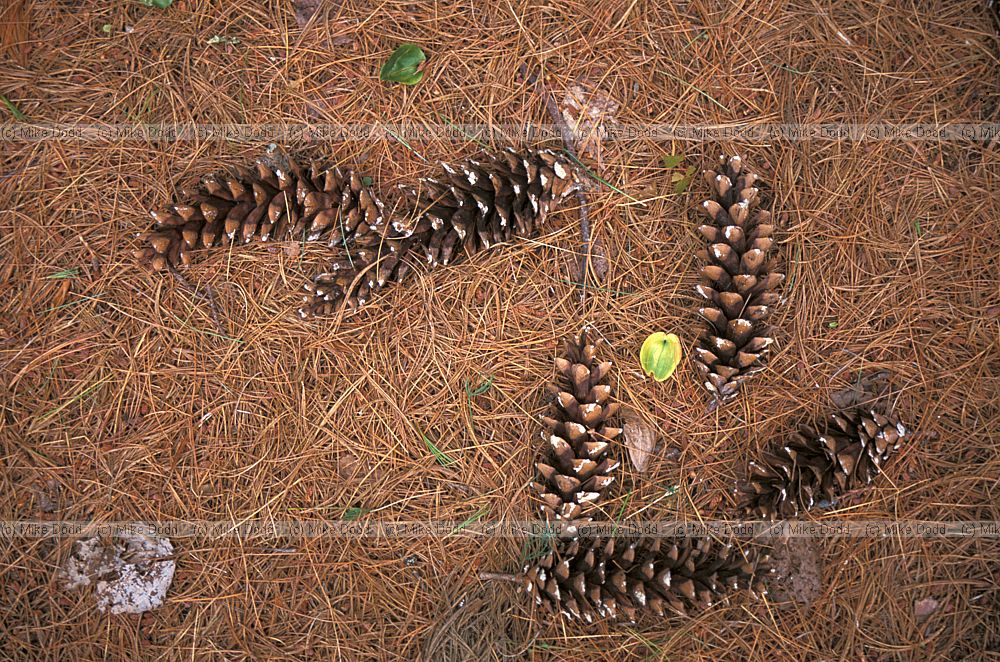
xmin=639 ymin=332 xmax=681 ymax=381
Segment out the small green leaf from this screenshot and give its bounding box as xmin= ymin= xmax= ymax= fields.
xmin=46 ymin=268 xmax=80 ymax=279
xmin=361 ymin=175 xmax=373 ymax=186
xmin=380 ymin=43 xmax=426 ymax=85
xmin=207 ymin=35 xmax=240 ymax=45
xmin=640 ymin=332 xmax=682 ymax=382
xmin=914 ymin=218 xmax=923 ymax=237
xmin=342 ymin=506 xmax=370 ymax=520
xmin=0 ymin=95 xmax=26 ymax=121
xmin=102 ymin=24 xmax=113 ymax=33
xmin=828 ymin=321 xmax=838 ymax=329
xmin=661 ymin=154 xmax=685 ymax=169
xmin=673 ymin=165 xmax=697 ymax=194
xmin=140 ymin=0 xmax=173 ymax=7
xmin=423 ymin=433 xmax=457 ymax=467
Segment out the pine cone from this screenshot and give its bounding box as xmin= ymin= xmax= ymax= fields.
xmin=530 ymin=330 xmax=621 ymax=538
xmin=299 ymin=148 xmax=580 ymax=317
xmin=738 ymin=406 xmax=909 ymax=520
xmin=134 ymin=147 xmax=386 ymax=272
xmin=522 ymin=535 xmax=765 ymax=623
xmin=692 ymin=155 xmax=784 ymax=406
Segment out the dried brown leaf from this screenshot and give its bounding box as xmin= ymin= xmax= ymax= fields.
xmin=621 ymin=409 xmax=657 ymax=473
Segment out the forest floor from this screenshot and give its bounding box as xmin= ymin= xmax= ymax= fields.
xmin=1 ymin=0 xmax=998 ymax=659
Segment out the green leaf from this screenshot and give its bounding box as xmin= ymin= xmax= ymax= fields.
xmin=423 ymin=433 xmax=457 ymax=467
xmin=361 ymin=175 xmax=373 ymax=186
xmin=673 ymin=165 xmax=697 ymax=194
xmin=140 ymin=0 xmax=173 ymax=7
xmin=914 ymin=218 xmax=923 ymax=237
xmin=640 ymin=332 xmax=682 ymax=382
xmin=380 ymin=43 xmax=426 ymax=85
xmin=827 ymin=321 xmax=838 ymax=329
xmin=0 ymin=95 xmax=26 ymax=121
xmin=101 ymin=24 xmax=113 ymax=33
xmin=207 ymin=35 xmax=240 ymax=45
xmin=342 ymin=506 xmax=370 ymax=520
xmin=661 ymin=154 xmax=685 ymax=169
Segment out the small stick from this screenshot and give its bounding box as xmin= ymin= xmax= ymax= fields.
xmin=519 ymin=65 xmax=593 ymax=300
xmin=166 ymin=263 xmax=225 ymax=335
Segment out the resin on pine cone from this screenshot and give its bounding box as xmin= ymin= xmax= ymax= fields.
xmin=300 ymin=148 xmax=581 ymax=317
xmin=529 ymin=329 xmax=621 ymax=538
xmin=521 ymin=535 xmax=766 ymax=623
xmin=692 ymin=155 xmax=784 ymax=406
xmin=134 ymin=146 xmax=386 ymax=272
xmin=738 ymin=406 xmax=909 ymax=520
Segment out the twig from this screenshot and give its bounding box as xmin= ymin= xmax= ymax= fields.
xmin=166 ymin=263 xmax=225 ymax=335
xmin=478 ymin=571 xmax=519 ymax=583
xmin=519 ymin=65 xmax=594 ymax=300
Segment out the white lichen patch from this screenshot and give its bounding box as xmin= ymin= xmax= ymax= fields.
xmin=60 ymin=531 xmax=175 ymax=615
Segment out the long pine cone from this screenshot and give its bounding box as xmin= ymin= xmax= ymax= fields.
xmin=135 ymin=147 xmax=580 ymax=317
xmin=530 ymin=329 xmax=621 ymax=538
xmin=522 ymin=535 xmax=765 ymax=624
xmin=134 ymin=147 xmax=386 ymax=273
xmin=738 ymin=404 xmax=909 ymax=520
xmin=300 ymin=148 xmax=580 ymax=317
xmin=692 ymin=155 xmax=784 ymax=406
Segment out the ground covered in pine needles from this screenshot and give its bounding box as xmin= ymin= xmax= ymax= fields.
xmin=2 ymin=1 xmax=999 ymax=659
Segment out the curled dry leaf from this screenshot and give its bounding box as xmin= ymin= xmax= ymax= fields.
xmin=621 ymin=408 xmax=657 ymax=473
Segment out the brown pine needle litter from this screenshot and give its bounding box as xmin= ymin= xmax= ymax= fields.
xmin=1 ymin=0 xmax=999 ymax=659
